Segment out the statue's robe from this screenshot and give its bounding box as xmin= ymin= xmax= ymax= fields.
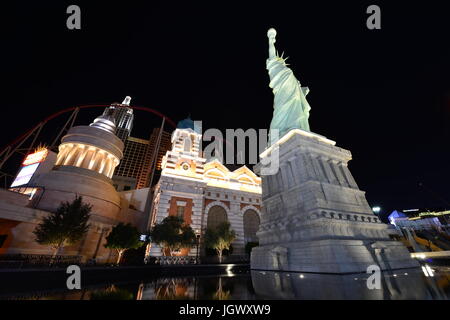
xmin=267 ymin=55 xmax=311 ymax=146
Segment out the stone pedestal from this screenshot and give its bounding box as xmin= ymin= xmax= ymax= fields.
xmin=251 ymin=129 xmax=418 ymax=273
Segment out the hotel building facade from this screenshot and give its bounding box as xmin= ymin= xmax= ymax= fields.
xmin=148 ymin=119 xmax=262 ymax=260
xmin=0 ymin=107 xmax=261 ymax=263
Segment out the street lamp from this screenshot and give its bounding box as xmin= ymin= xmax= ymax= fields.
xmin=195 ymin=229 xmax=201 ymax=264
xmin=372 ymin=206 xmax=381 ymax=215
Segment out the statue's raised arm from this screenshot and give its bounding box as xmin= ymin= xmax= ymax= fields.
xmin=267 ymin=28 xmax=277 ymax=59
xmin=266 ymin=28 xmax=311 ymax=146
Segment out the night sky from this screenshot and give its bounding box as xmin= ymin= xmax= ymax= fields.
xmin=2 ymin=2 xmax=449 ymax=221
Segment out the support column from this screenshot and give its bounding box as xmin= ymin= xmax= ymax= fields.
xmin=299 ymin=153 xmax=314 ymax=181
xmin=230 ymin=202 xmax=245 ymax=256
xmin=75 ymin=147 xmax=88 ymax=167
xmin=101 ymin=158 xmax=111 ymax=176
xmin=340 ymin=163 xmax=359 ymax=189
xmin=81 ymin=149 xmax=95 ymax=169
xmin=107 ymin=159 xmax=118 ymax=178
xmin=287 ymin=156 xmax=301 ymax=185
xmin=92 ymin=152 xmax=105 ymax=173
xmin=311 ymin=155 xmax=326 ymax=182
xmin=279 ymin=164 xmax=292 ymax=189
xmin=56 ymin=145 xmax=70 ymax=165
xmin=190 ymin=196 xmax=203 ymax=257
xmin=331 ymin=160 xmax=348 ymax=187
xmin=98 ymin=156 xmax=107 ymax=175
xmin=63 ymin=145 xmax=79 ymax=166
xmin=88 ymin=149 xmax=99 ymax=170
xmin=320 ymin=156 xmax=338 ymax=185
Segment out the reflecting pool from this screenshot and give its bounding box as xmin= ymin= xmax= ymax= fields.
xmin=2 ymin=267 xmax=450 ymax=300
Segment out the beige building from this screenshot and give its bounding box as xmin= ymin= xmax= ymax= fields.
xmin=0 ymin=115 xmax=262 ymax=264
xmin=148 ymin=119 xmax=262 ymax=260
xmin=0 ymin=114 xmax=149 ymax=263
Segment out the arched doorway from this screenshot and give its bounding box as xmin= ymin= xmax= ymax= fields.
xmin=243 ymin=209 xmax=260 ymax=243
xmin=206 ymin=205 xmax=228 ymax=229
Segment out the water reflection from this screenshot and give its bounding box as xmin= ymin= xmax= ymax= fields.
xmin=145 ymin=277 xmax=195 ymax=300
xmin=138 ymin=275 xmax=255 ymax=300
xmin=251 ymin=268 xmax=450 ymax=300
xmin=90 ymin=285 xmax=134 ymax=300
xmin=2 ymin=267 xmax=450 ymax=300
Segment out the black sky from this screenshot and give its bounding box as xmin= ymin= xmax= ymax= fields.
xmin=2 ymin=1 xmax=450 ymax=221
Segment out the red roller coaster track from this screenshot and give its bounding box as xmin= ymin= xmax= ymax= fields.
xmin=0 ymin=104 xmax=177 ymax=170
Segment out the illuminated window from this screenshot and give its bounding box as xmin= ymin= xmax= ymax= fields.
xmin=177 ymin=206 xmax=185 ymax=220
xmin=183 ymin=137 xmax=192 ymax=152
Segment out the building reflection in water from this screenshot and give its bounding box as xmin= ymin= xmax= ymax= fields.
xmin=3 ymin=268 xmax=450 ymax=300
xmin=137 ymin=275 xmax=255 ymax=300
xmin=251 ymin=268 xmax=450 ymax=300
xmin=89 ymin=285 xmax=134 ymax=300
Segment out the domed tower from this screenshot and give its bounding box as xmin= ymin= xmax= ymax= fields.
xmin=54 ymin=114 xmax=122 ymax=177
xmin=33 ymin=114 xmax=124 ymax=221
xmin=160 ymin=116 xmax=205 ymax=180
xmin=148 ymin=116 xmax=207 ymax=258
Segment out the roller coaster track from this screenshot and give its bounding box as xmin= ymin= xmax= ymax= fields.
xmin=0 ymin=104 xmax=177 ymax=171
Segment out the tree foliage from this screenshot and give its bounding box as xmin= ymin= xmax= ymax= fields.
xmin=204 ymin=222 xmax=236 ymax=263
xmin=33 ymin=196 xmax=91 ymax=255
xmin=150 ymin=216 xmax=196 ymax=256
xmin=104 ymin=223 xmax=143 ymax=264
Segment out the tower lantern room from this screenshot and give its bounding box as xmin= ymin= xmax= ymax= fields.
xmin=54 ymin=114 xmax=124 ymax=178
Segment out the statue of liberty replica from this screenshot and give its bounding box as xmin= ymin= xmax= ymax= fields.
xmin=267 ymin=28 xmax=311 ymax=145
xmin=251 ymin=28 xmax=418 ymax=283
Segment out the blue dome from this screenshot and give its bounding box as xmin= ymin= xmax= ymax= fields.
xmin=177 ymin=116 xmax=200 ymax=133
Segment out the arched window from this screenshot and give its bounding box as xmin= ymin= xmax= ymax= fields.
xmin=238 ymin=176 xmax=254 ymax=185
xmin=205 ymin=169 xmax=227 ymax=181
xmin=243 ymin=209 xmax=260 ymax=243
xmin=183 ymin=136 xmax=192 ymax=152
xmin=207 ymin=205 xmax=228 ymax=229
